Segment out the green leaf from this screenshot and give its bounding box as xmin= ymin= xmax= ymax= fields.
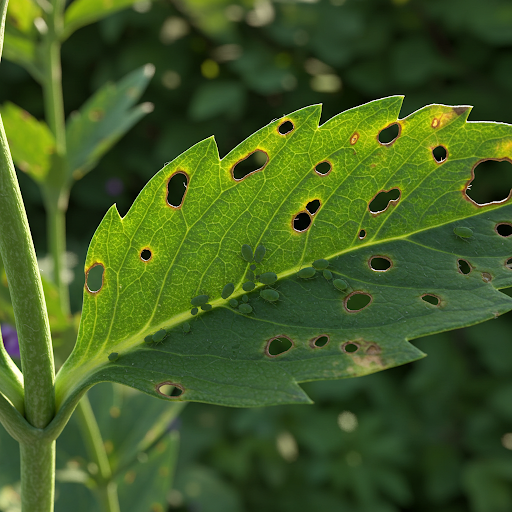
xmin=62 ymin=0 xmax=152 ymax=40
xmin=0 ymin=0 xmax=8 ymax=63
xmin=55 ymin=96 xmax=512 ymax=411
xmin=6 ymin=0 xmax=40 ymax=35
xmin=0 ymin=102 xmax=56 ymax=182
xmin=65 ymin=64 xmax=154 ymax=182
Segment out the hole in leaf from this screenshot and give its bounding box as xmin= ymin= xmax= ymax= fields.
xmin=421 ymin=294 xmax=440 ymax=306
xmin=458 ymin=259 xmax=472 ymax=275
xmin=378 ymin=123 xmax=400 ymax=145
xmin=278 ymin=120 xmax=294 ymax=135
xmin=232 ymin=150 xmax=268 ymax=181
xmin=311 ymin=335 xmax=329 ymax=348
xmin=266 ymin=336 xmax=293 ymax=357
xmin=466 ymin=159 xmax=512 ymax=205
xmin=140 ymin=248 xmax=152 ymax=262
xmin=167 ymin=171 xmax=188 ymax=208
xmin=432 ymin=146 xmax=447 ymax=163
xmin=369 ymin=188 xmax=401 ymax=214
xmin=314 ymin=161 xmax=332 ymax=176
xmin=342 ymin=342 xmax=360 ymax=354
xmin=344 ymin=292 xmax=372 ymax=312
xmin=157 ymin=382 xmax=184 ymax=398
xmin=85 ymin=263 xmax=104 ymax=294
xmin=350 ymin=132 xmax=359 ymax=145
xmin=507 ymin=258 xmax=512 ymax=269
xmin=496 ymin=223 xmax=512 ymax=237
xmin=369 ymin=256 xmax=392 ymax=272
xmin=293 ymin=211 xmax=312 ymax=232
xmin=306 ymin=199 xmax=321 ymax=215
xmin=482 ymin=272 xmax=492 ymax=283
xmin=358 ymin=229 xmax=366 ymax=239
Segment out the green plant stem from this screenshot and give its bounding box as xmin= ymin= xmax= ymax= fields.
xmin=20 ymin=440 xmax=55 ymax=512
xmin=0 ymin=111 xmax=55 ymax=509
xmin=42 ymin=0 xmax=69 ymax=316
xmin=76 ymin=394 xmax=120 ymax=512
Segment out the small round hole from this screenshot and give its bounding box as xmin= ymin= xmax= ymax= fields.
xmin=306 ymin=199 xmax=321 ymax=215
xmin=369 ymin=256 xmax=392 ymax=272
xmin=342 ymin=342 xmax=360 ymax=354
xmin=266 ymin=336 xmax=293 ymax=357
xmin=157 ymin=382 xmax=184 ymax=398
xmin=314 ymin=161 xmax=332 ymax=176
xmin=496 ymin=223 xmax=512 ymax=237
xmin=167 ymin=171 xmax=188 ymax=208
xmin=278 ymin=120 xmax=294 ymax=135
xmin=86 ymin=263 xmax=104 ymax=293
xmin=232 ymin=150 xmax=269 ymax=181
xmin=293 ymin=211 xmax=312 ymax=232
xmin=350 ymin=133 xmax=359 ymax=145
xmin=378 ymin=123 xmax=400 ymax=145
xmin=344 ymin=292 xmax=372 ymax=312
xmin=421 ymin=294 xmax=440 ymax=306
xmin=457 ymin=259 xmax=471 ymax=275
xmin=506 ymin=258 xmax=512 ymax=269
xmin=482 ymin=272 xmax=492 ymax=283
xmin=311 ymin=335 xmax=329 ymax=348
xmin=358 ymin=229 xmax=366 ymax=240
xmin=432 ymin=146 xmax=447 ymax=163
xmin=140 ymin=248 xmax=152 ymax=262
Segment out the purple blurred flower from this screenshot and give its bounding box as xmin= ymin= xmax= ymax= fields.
xmin=2 ymin=324 xmax=19 ymax=358
xmin=105 ymin=177 xmax=124 ymax=197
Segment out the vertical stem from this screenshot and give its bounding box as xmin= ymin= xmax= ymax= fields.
xmin=20 ymin=440 xmax=55 ymax=512
xmin=42 ymin=0 xmax=69 ymax=315
xmin=75 ymin=395 xmax=120 ymax=512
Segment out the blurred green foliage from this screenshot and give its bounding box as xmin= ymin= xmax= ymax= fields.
xmin=2 ymin=0 xmax=512 ymax=510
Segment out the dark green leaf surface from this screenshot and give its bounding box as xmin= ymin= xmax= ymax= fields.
xmin=0 ymin=101 xmax=55 ymax=182
xmin=65 ymin=64 xmax=154 ymax=181
xmin=55 ymin=96 xmax=512 ymax=410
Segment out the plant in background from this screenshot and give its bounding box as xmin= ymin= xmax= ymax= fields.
xmin=2 ymin=1 xmax=512 ymax=511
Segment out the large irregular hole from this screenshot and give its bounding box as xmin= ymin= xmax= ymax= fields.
xmin=496 ymin=223 xmax=512 ymax=237
xmin=306 ymin=199 xmax=321 ymax=215
xmin=466 ymin=159 xmax=512 ymax=205
xmin=293 ymin=211 xmax=312 ymax=232
xmin=369 ymin=188 xmax=401 ymax=214
xmin=157 ymin=382 xmax=184 ymax=398
xmin=278 ymin=120 xmax=294 ymax=135
xmin=314 ymin=161 xmax=332 ymax=176
xmin=342 ymin=342 xmax=360 ymax=354
xmin=369 ymin=256 xmax=392 ymax=271
xmin=458 ymin=259 xmax=472 ymax=275
xmin=432 ymin=146 xmax=447 ymax=163
xmin=378 ymin=123 xmax=400 ymax=145
xmin=232 ymin=150 xmax=268 ymax=181
xmin=140 ymin=248 xmax=152 ymax=262
xmin=266 ymin=336 xmax=293 ymax=357
xmin=344 ymin=292 xmax=372 ymax=312
xmin=86 ymin=263 xmax=104 ymax=293
xmin=421 ymin=294 xmax=440 ymax=306
xmin=167 ymin=171 xmax=188 ymax=208
xmin=310 ymin=335 xmax=329 ymax=348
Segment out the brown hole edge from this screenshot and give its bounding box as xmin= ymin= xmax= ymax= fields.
xmin=463 ymin=157 xmax=512 ymax=207
xmin=140 ymin=247 xmax=153 ymax=262
xmin=156 ymin=381 xmax=185 ymax=399
xmin=314 ymin=160 xmax=333 ymax=176
xmin=495 ymin=222 xmax=512 ymax=237
xmin=457 ymin=258 xmax=472 ymax=275
xmin=230 ymin=149 xmax=270 ymax=182
xmin=292 ymin=210 xmax=313 ymax=233
xmin=265 ymin=335 xmax=294 ymax=358
xmin=277 ymin=119 xmax=295 ymax=136
xmin=377 ymin=122 xmax=402 ymax=146
xmin=85 ymin=262 xmax=105 ymax=294
xmin=166 ymin=170 xmax=189 ymax=209
xmin=309 ymin=334 xmax=330 ymax=349
xmin=421 ymin=293 xmax=441 ymax=307
xmin=368 ymin=188 xmax=402 ymax=216
xmin=432 ymin=145 xmax=448 ymax=164
xmin=341 ymin=341 xmax=360 ymax=354
xmin=350 ymin=132 xmax=359 ymax=145
xmin=343 ymin=292 xmax=373 ymax=313
xmin=368 ymin=255 xmax=393 ymax=272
